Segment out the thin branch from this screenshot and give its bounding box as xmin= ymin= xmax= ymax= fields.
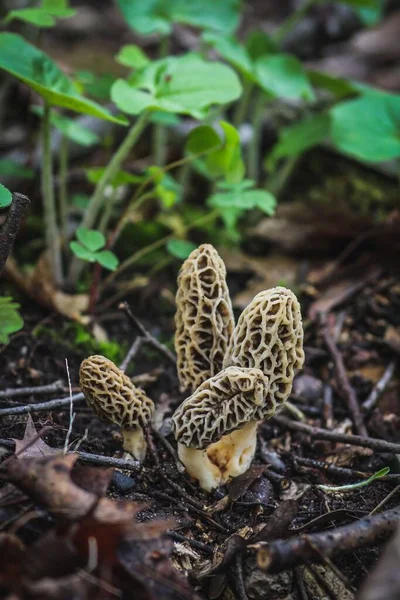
xmin=119 ymin=336 xmax=143 ymax=373
xmin=321 ymin=323 xmax=368 ymax=436
xmin=255 ymin=506 xmax=400 ymax=573
xmin=274 ymin=415 xmax=400 ymax=454
xmin=119 ymin=301 xmax=176 ymax=365
xmin=362 ymin=360 xmax=397 ymax=413
xmin=293 ymin=455 xmax=400 ymax=481
xmin=0 ymin=192 xmax=30 ymax=277
xmin=0 ymin=380 xmax=64 ymax=399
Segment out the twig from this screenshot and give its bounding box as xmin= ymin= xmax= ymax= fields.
xmin=119 ymin=301 xmax=176 ymax=365
xmin=0 ymin=336 xmax=147 ymax=417
xmin=362 ymin=360 xmax=397 ymax=413
xmin=255 ymin=506 xmax=400 ymax=573
xmin=322 ymin=323 xmax=368 ymax=436
xmin=293 ymin=455 xmax=400 ymax=481
xmin=0 ymin=380 xmax=65 ymax=399
xmin=120 ymin=336 xmax=143 ymax=372
xmin=63 ymin=358 xmax=75 ymax=453
xmin=167 ymin=531 xmax=213 ymax=555
xmin=0 ymin=192 xmax=30 ymax=277
xmin=274 ymin=415 xmax=400 ymax=454
xmin=231 ymin=554 xmax=249 ymax=600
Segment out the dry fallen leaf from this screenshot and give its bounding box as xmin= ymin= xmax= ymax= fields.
xmin=11 ymin=415 xmax=59 ymax=459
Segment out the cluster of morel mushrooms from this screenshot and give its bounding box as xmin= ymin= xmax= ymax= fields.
xmin=80 ymin=244 xmax=304 ymax=492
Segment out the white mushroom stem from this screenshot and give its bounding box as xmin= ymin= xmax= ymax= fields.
xmin=177 ymin=420 xmax=259 ymax=492
xmin=122 ymin=427 xmax=147 ymax=462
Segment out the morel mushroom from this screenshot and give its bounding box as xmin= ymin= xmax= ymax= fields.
xmin=79 ymin=355 xmax=154 ymax=461
xmin=223 ymin=286 xmax=304 ymax=411
xmin=172 ymin=366 xmax=269 ymax=491
xmin=175 ymin=244 xmax=234 ymax=393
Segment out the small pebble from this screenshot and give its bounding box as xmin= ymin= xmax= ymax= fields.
xmin=111 ymin=471 xmax=136 ymax=493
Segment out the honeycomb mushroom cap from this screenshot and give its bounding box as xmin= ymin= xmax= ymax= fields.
xmin=79 ymin=355 xmax=154 ymax=430
xmin=172 ymin=366 xmax=269 ymax=449
xmin=223 ymin=286 xmax=304 ymax=411
xmin=175 ymin=244 xmax=234 ymax=393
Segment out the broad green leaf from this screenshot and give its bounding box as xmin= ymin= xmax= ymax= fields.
xmin=355 ymin=5 xmax=383 ymax=25
xmin=185 ymin=125 xmax=222 ymax=154
xmin=116 ymin=45 xmax=150 ymax=69
xmin=116 ymin=0 xmax=239 ymax=36
xmin=32 ymin=106 xmax=99 ymax=146
xmin=69 ymin=241 xmax=96 ymax=262
xmin=86 ymin=167 xmax=142 ymax=187
xmin=72 ymin=193 xmax=90 ymax=210
xmin=204 ymin=33 xmax=255 ymax=81
xmin=308 ymin=70 xmax=357 ymax=100
xmin=150 ymin=111 xmax=180 ymax=126
xmin=268 ymin=113 xmax=331 ymax=167
xmin=0 ymin=297 xmax=24 ymax=345
xmin=76 ymin=227 xmax=105 ymax=252
xmin=255 ymin=54 xmax=314 ymax=100
xmin=112 ymin=54 xmax=242 ymax=119
xmin=95 ymin=250 xmax=119 ymax=271
xmin=75 ymin=71 xmax=115 ymax=101
xmin=331 ymin=93 xmax=400 ymax=162
xmin=209 ymin=187 xmax=276 ymax=215
xmin=205 ymin=121 xmax=245 ymax=183
xmin=167 ymin=239 xmax=197 ymax=259
xmin=0 ymin=184 xmax=12 ymax=209
xmin=217 ymin=179 xmax=254 ymax=191
xmin=245 ymin=30 xmax=279 ymax=60
xmin=0 ymin=33 xmax=126 ymax=124
xmin=0 ymin=159 xmax=34 ymax=179
xmin=5 ymin=9 xmax=56 ymax=27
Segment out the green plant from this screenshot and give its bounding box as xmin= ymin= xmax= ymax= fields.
xmin=0 ymin=297 xmax=24 ymax=344
xmin=70 ymin=228 xmax=119 ymax=271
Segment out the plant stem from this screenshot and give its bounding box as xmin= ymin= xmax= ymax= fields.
xmin=98 ymin=187 xmax=118 ymax=234
xmin=233 ymin=80 xmax=253 ymax=127
xmin=67 ymin=111 xmax=150 ymax=285
xmin=59 ymin=134 xmax=69 ymax=250
xmin=247 ymin=91 xmax=267 ymax=184
xmin=153 ymin=36 xmax=169 ymax=166
xmin=99 ymin=209 xmax=220 ymax=295
xmin=42 ymin=102 xmax=63 ymax=286
xmin=265 ymin=155 xmax=300 ymax=197
xmin=273 ymin=0 xmax=319 ymax=45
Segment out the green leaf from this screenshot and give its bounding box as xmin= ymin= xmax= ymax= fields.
xmin=167 ymin=239 xmax=197 ymax=260
xmin=317 ymin=467 xmax=390 ymax=493
xmin=331 ymin=93 xmax=400 ymax=162
xmin=32 ymin=106 xmax=99 ymax=146
xmin=268 ymin=113 xmax=331 ymax=168
xmin=86 ymin=167 xmax=142 ymax=187
xmin=0 ymin=159 xmax=34 ymax=179
xmin=255 ymin=54 xmax=314 ymax=100
xmin=0 ymin=184 xmax=12 ymax=209
xmin=149 ymin=111 xmax=180 ymax=126
xmin=5 ymin=9 xmax=56 ymax=27
xmin=335 ymin=0 xmax=379 ymax=7
xmin=0 ymin=33 xmax=126 ymax=124
xmin=209 ymin=186 xmax=276 ymax=215
xmin=355 ymin=5 xmax=383 ymax=26
xmin=185 ymin=125 xmax=222 ymax=154
xmin=69 ymin=241 xmax=96 ymax=262
xmin=0 ymin=297 xmax=24 ymax=345
xmin=116 ymin=45 xmax=150 ymax=69
xmin=76 ymin=227 xmax=105 ymax=252
xmin=95 ymin=250 xmax=119 ymax=271
xmin=116 ymin=0 xmax=239 ymax=36
xmin=204 ymin=33 xmax=255 ymax=81
xmin=245 ymin=30 xmax=279 ymax=60
xmin=205 ymin=121 xmax=245 ymax=183
xmin=111 ymin=54 xmax=242 ymax=119
xmin=75 ymin=71 xmax=115 ymax=101
xmin=308 ymin=70 xmax=357 ymax=100
xmin=72 ymin=193 xmax=90 ymax=210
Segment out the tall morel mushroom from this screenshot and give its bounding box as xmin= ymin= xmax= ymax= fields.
xmin=175 ymin=244 xmax=234 ymax=393
xmin=223 ymin=286 xmax=305 ymax=412
xmin=80 ymin=355 xmax=154 ymax=462
xmin=172 ymin=366 xmax=269 ymax=491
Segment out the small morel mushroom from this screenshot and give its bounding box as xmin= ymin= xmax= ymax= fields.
xmin=79 ymin=355 xmax=154 ymax=462
xmin=175 ymin=244 xmax=234 ymax=393
xmin=223 ymin=286 xmax=305 ymax=412
xmin=172 ymin=366 xmax=269 ymax=491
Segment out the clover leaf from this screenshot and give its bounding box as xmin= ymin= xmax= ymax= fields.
xmin=0 ymin=183 xmax=13 ymax=209
xmin=70 ymin=228 xmax=119 ymax=271
xmin=0 ymin=297 xmax=23 ymax=345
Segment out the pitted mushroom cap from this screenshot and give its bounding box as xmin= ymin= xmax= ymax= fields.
xmin=223 ymin=287 xmax=304 ymax=410
xmin=175 ymin=244 xmax=234 ymax=393
xmin=79 ymin=355 xmax=154 ymax=430
xmin=172 ymin=366 xmax=269 ymax=449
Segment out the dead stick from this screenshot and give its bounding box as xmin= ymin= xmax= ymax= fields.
xmin=0 ymin=380 xmax=64 ymax=399
xmin=274 ymin=415 xmax=400 ymax=454
xmin=322 ymin=324 xmax=367 ymax=436
xmin=255 ymin=506 xmax=400 ymax=573
xmin=362 ymin=360 xmax=397 ymax=413
xmin=0 ymin=192 xmax=30 ymax=277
